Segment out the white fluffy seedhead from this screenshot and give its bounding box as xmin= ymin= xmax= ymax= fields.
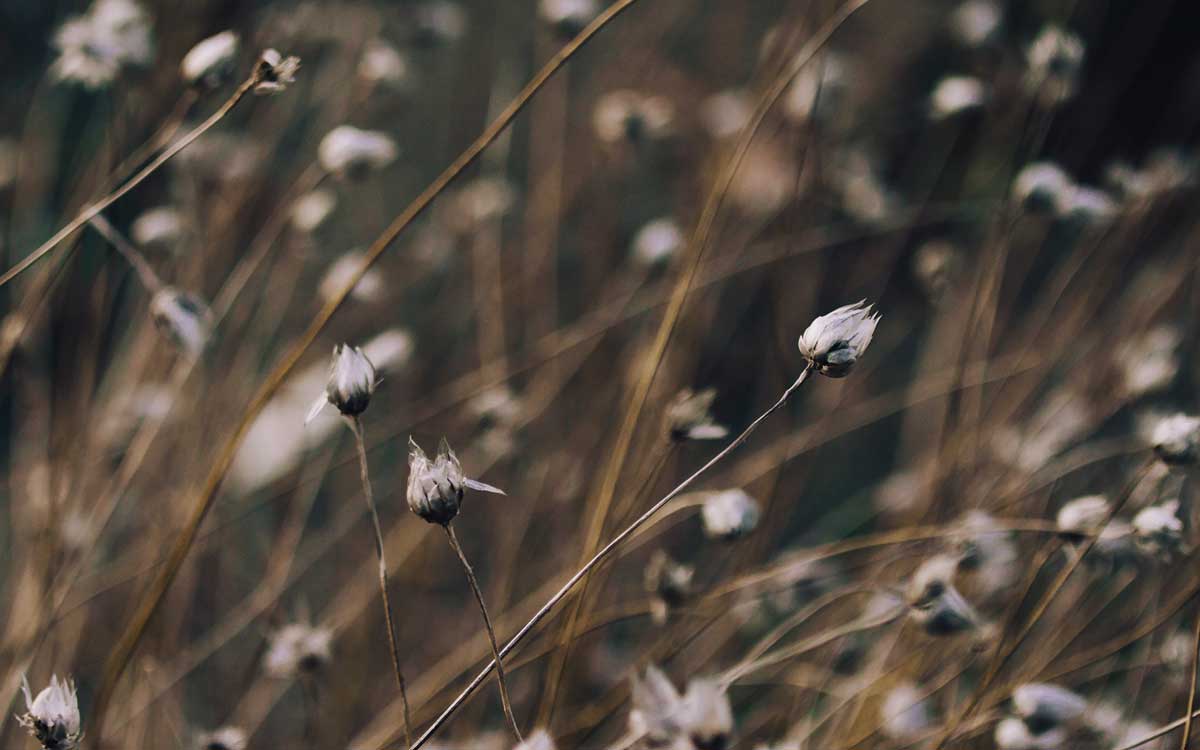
xmin=797 ymin=300 xmax=880 ymax=377
xmin=18 ymin=674 xmax=82 ymax=749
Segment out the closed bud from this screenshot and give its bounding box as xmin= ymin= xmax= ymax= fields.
xmin=538 ymin=0 xmax=598 ymax=38
xmin=995 ymin=716 xmax=1066 ymax=750
xmin=629 ymin=665 xmax=683 ymax=746
xmin=666 ymin=388 xmax=728 ymax=442
xmin=701 ymin=489 xmax=761 ymax=541
xmin=264 ymin=621 xmax=333 ymax=678
xmin=1011 ymin=683 xmax=1087 ymax=734
xmin=1132 ymin=499 xmax=1185 ymax=559
xmin=645 ymin=550 xmax=694 ymax=624
xmin=150 ymin=286 xmax=213 ymax=357
xmin=407 ymin=437 xmax=504 ymax=525
xmin=1025 ymin=26 xmax=1084 ymax=106
xmin=318 ymin=126 xmax=398 ymax=177
xmin=194 ymin=726 xmax=247 ymax=750
xmin=880 ymin=682 xmax=934 ymax=741
xmin=1055 ymin=495 xmax=1110 ymax=541
xmin=307 ymin=344 xmax=376 ymax=423
xmin=906 ymin=555 xmax=981 ymax=636
xmin=513 ymin=729 xmax=557 ymax=750
xmin=678 ymin=678 xmax=733 ymax=750
xmin=181 ymin=31 xmax=239 ymax=88
xmin=18 ymin=674 xmax=81 ymax=750
xmin=1151 ymin=413 xmax=1200 ymax=465
xmin=797 ymin=300 xmax=880 ymax=377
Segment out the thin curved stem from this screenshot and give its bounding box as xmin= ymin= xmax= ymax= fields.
xmin=87 ymin=214 xmax=163 ymax=293
xmin=350 ymin=416 xmax=413 ymax=750
xmin=444 ymin=523 xmax=523 ymax=742
xmin=410 ymin=366 xmax=813 ymax=749
xmin=0 ymin=71 xmax=262 ymax=289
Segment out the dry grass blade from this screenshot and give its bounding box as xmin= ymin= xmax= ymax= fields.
xmin=85 ymin=1 xmax=647 ymax=743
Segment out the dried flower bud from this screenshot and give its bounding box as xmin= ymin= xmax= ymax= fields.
xmin=306 ymin=344 xmax=376 ymax=423
xmin=1060 ymin=185 xmax=1118 ymax=226
xmin=632 ymin=218 xmax=684 ymax=266
xmin=797 ymin=300 xmax=880 ymax=377
xmin=407 ymin=437 xmax=504 ymax=525
xmin=1055 ymin=495 xmax=1110 ymax=540
xmin=1132 ymin=499 xmax=1184 ymax=559
xmin=906 ymin=555 xmax=980 ymax=636
xmin=413 ymin=1 xmax=468 ymax=46
xmin=318 ymin=125 xmax=398 ymax=177
xmin=1013 ymin=162 xmax=1074 ymax=213
xmin=254 ymin=49 xmax=299 ymax=94
xmin=319 ymin=251 xmax=385 ymax=304
xmin=513 ymin=729 xmax=557 ymax=750
xmin=880 ymin=682 xmax=934 ymax=741
xmin=264 ymin=622 xmax=333 ymax=677
xmin=701 ymin=489 xmax=761 ymax=541
xmin=912 ymin=240 xmax=959 ymax=302
xmin=666 ymin=388 xmax=728 ymax=442
xmin=645 ymin=550 xmax=694 ymax=623
xmin=995 ymin=716 xmax=1066 ymax=750
xmin=1025 ymin=26 xmax=1084 ymax=106
xmin=181 ymin=31 xmax=239 ymax=88
xmin=629 ymin=665 xmax=683 ymax=745
xmin=929 ymin=75 xmax=986 ymax=119
xmin=701 ymin=89 xmax=754 ymax=139
xmin=131 ymin=206 xmax=185 ymax=249
xmin=18 ymin=674 xmax=81 ymax=750
xmin=195 ymin=726 xmax=247 ymax=750
xmin=1011 ymin=683 xmax=1087 ymax=734
xmin=593 ymin=90 xmax=674 ymax=144
xmin=538 ymin=0 xmax=597 ymax=37
xmin=949 ymin=0 xmax=1001 ymax=47
xmin=358 ymin=41 xmax=410 ymax=88
xmin=1116 ymin=325 xmax=1181 ymax=398
xmin=291 ymin=189 xmax=337 ymax=233
xmin=678 ymin=678 xmax=733 ymax=750
xmin=1151 ymin=413 xmax=1200 ymax=465
xmin=150 ymin=287 xmax=213 ymax=357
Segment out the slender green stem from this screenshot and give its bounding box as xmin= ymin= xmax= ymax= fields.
xmin=444 ymin=523 xmax=523 ymax=742
xmin=350 ymin=416 xmax=413 ymax=750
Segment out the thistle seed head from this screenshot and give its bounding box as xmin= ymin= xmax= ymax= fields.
xmin=17 ymin=674 xmax=81 ymax=750
xmin=406 ymin=437 xmax=504 ymax=525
